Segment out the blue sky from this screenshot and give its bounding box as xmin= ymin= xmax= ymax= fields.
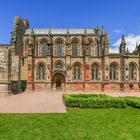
xmin=0 ymin=0 xmax=140 ymax=52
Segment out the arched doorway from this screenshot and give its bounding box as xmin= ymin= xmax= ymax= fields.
xmin=52 ymin=72 xmax=65 ymax=90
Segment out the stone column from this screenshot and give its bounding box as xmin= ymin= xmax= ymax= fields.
xmin=102 ymin=56 xmax=109 ymax=91
xmin=46 ymin=56 xmax=52 ymax=89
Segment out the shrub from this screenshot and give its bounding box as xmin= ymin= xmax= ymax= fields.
xmin=63 ymin=94 xmax=127 ymax=108
xmin=63 ymin=95 xmax=80 ymax=107
xmin=78 ymin=98 xmax=126 ymax=108
xmin=63 ymin=94 xmax=140 ymax=109
xmin=125 ymin=97 xmax=140 ymax=108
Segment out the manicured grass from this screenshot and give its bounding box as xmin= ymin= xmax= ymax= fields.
xmin=0 ymin=107 xmax=140 ymax=140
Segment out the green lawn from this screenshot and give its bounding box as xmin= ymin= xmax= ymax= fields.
xmin=0 ymin=108 xmax=140 ymax=140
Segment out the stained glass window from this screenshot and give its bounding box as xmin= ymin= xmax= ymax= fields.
xmin=110 ymin=64 xmax=117 ymax=81
xmin=72 ymin=41 xmax=78 ymax=56
xmin=57 ymin=42 xmax=62 ymax=57
xmin=41 ymin=42 xmax=49 ymax=56
xmin=74 ymin=64 xmax=80 ymax=80
xmin=39 ymin=40 xmax=51 ymax=56
xmin=91 ymin=64 xmax=99 ymax=80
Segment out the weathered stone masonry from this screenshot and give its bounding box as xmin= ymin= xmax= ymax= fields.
xmin=0 ymin=16 xmax=140 ymax=95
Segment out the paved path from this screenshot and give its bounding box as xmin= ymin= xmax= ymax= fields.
xmin=0 ymin=90 xmax=140 ymax=113
xmin=0 ymin=91 xmax=66 ymax=113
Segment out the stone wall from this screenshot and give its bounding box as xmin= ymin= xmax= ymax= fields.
xmin=0 ymin=46 xmax=10 ymax=95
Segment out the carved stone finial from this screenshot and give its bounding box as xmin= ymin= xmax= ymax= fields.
xmin=30 ymin=29 xmax=34 ymax=36
xmin=67 ymin=28 xmax=70 ymax=35
xmin=126 ymin=48 xmax=129 ymax=54
xmin=135 ymin=42 xmax=139 ymax=51
xmin=48 ymin=28 xmax=51 ymax=35
xmin=66 ymin=29 xmax=71 ymax=45
xmin=105 ymin=33 xmax=109 ymax=45
xmin=101 ymin=26 xmax=105 ymax=35
xmin=121 ymin=34 xmax=126 ymax=45
xmin=84 ymin=28 xmax=87 ymax=35
xmin=47 ymin=28 xmax=52 ymax=45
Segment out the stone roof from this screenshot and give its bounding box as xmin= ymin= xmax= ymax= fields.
xmin=24 ymin=28 xmax=96 ymax=35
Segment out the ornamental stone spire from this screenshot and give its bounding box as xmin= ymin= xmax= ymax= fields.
xmin=119 ymin=34 xmax=126 ymax=55
xmin=101 ymin=26 xmax=105 ymax=36
xmin=66 ymin=29 xmax=70 ymax=45
xmin=84 ymin=28 xmax=89 ymax=45
xmin=121 ymin=34 xmax=126 ymax=45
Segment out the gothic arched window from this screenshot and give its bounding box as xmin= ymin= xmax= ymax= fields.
xmin=36 ymin=64 xmax=45 ymax=80
xmin=74 ymin=64 xmax=81 ymax=80
xmin=110 ymin=64 xmax=118 ymax=81
xmin=55 ymin=62 xmax=63 ymax=70
xmin=72 ymin=40 xmax=78 ymax=56
xmin=40 ymin=41 xmax=50 ymax=56
xmin=91 ymin=64 xmax=99 ymax=80
xmin=56 ymin=41 xmax=62 ymax=57
xmin=129 ymin=64 xmax=137 ymax=81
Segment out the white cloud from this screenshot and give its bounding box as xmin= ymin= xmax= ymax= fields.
xmin=110 ymin=34 xmax=140 ymax=53
xmin=114 ymin=29 xmax=123 ymax=34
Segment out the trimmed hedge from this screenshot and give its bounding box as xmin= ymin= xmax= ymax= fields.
xmin=125 ymin=97 xmax=140 ymax=108
xmin=63 ymin=94 xmax=140 ymax=109
xmin=63 ymin=94 xmax=127 ymax=108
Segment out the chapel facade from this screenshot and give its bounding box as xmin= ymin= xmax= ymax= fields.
xmin=0 ymin=16 xmax=140 ymax=95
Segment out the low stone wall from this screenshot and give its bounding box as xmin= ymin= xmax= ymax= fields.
xmin=1 ymin=82 xmax=139 ymax=96
xmin=84 ymin=83 xmax=102 ymax=91
xmin=71 ymin=83 xmax=84 ymax=90
xmin=0 ymin=83 xmax=11 ymax=95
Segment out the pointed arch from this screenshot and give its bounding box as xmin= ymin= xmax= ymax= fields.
xmin=72 ymin=62 xmax=82 ymax=80
xmin=71 ymin=38 xmax=79 ymax=57
xmin=54 ymin=38 xmax=64 ymax=57
xmin=88 ymin=38 xmax=94 ymax=45
xmin=91 ymin=62 xmax=101 ymax=80
xmin=38 ymin=37 xmax=48 ymax=45
xmin=71 ymin=38 xmax=80 ymax=57
xmin=54 ymin=60 xmax=65 ymax=70
xmin=54 ymin=38 xmax=65 ymax=44
xmin=36 ymin=63 xmax=46 ymax=80
xmin=39 ymin=38 xmax=50 ymax=56
xmin=110 ymin=62 xmax=119 ymax=81
xmin=129 ymin=62 xmax=137 ymax=81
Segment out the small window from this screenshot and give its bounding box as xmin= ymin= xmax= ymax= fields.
xmin=129 ymin=64 xmax=137 ymax=81
xmin=40 ymin=41 xmax=50 ymax=56
xmin=36 ymin=64 xmax=45 ymax=80
xmin=72 ymin=41 xmax=78 ymax=56
xmin=110 ymin=64 xmax=118 ymax=81
xmin=91 ymin=64 xmax=99 ymax=80
xmin=57 ymin=41 xmax=62 ymax=57
xmin=74 ymin=64 xmax=81 ymax=80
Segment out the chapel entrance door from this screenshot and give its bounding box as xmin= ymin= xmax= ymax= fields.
xmin=56 ymin=79 xmax=61 ymax=88
xmin=52 ymin=72 xmax=65 ymax=90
